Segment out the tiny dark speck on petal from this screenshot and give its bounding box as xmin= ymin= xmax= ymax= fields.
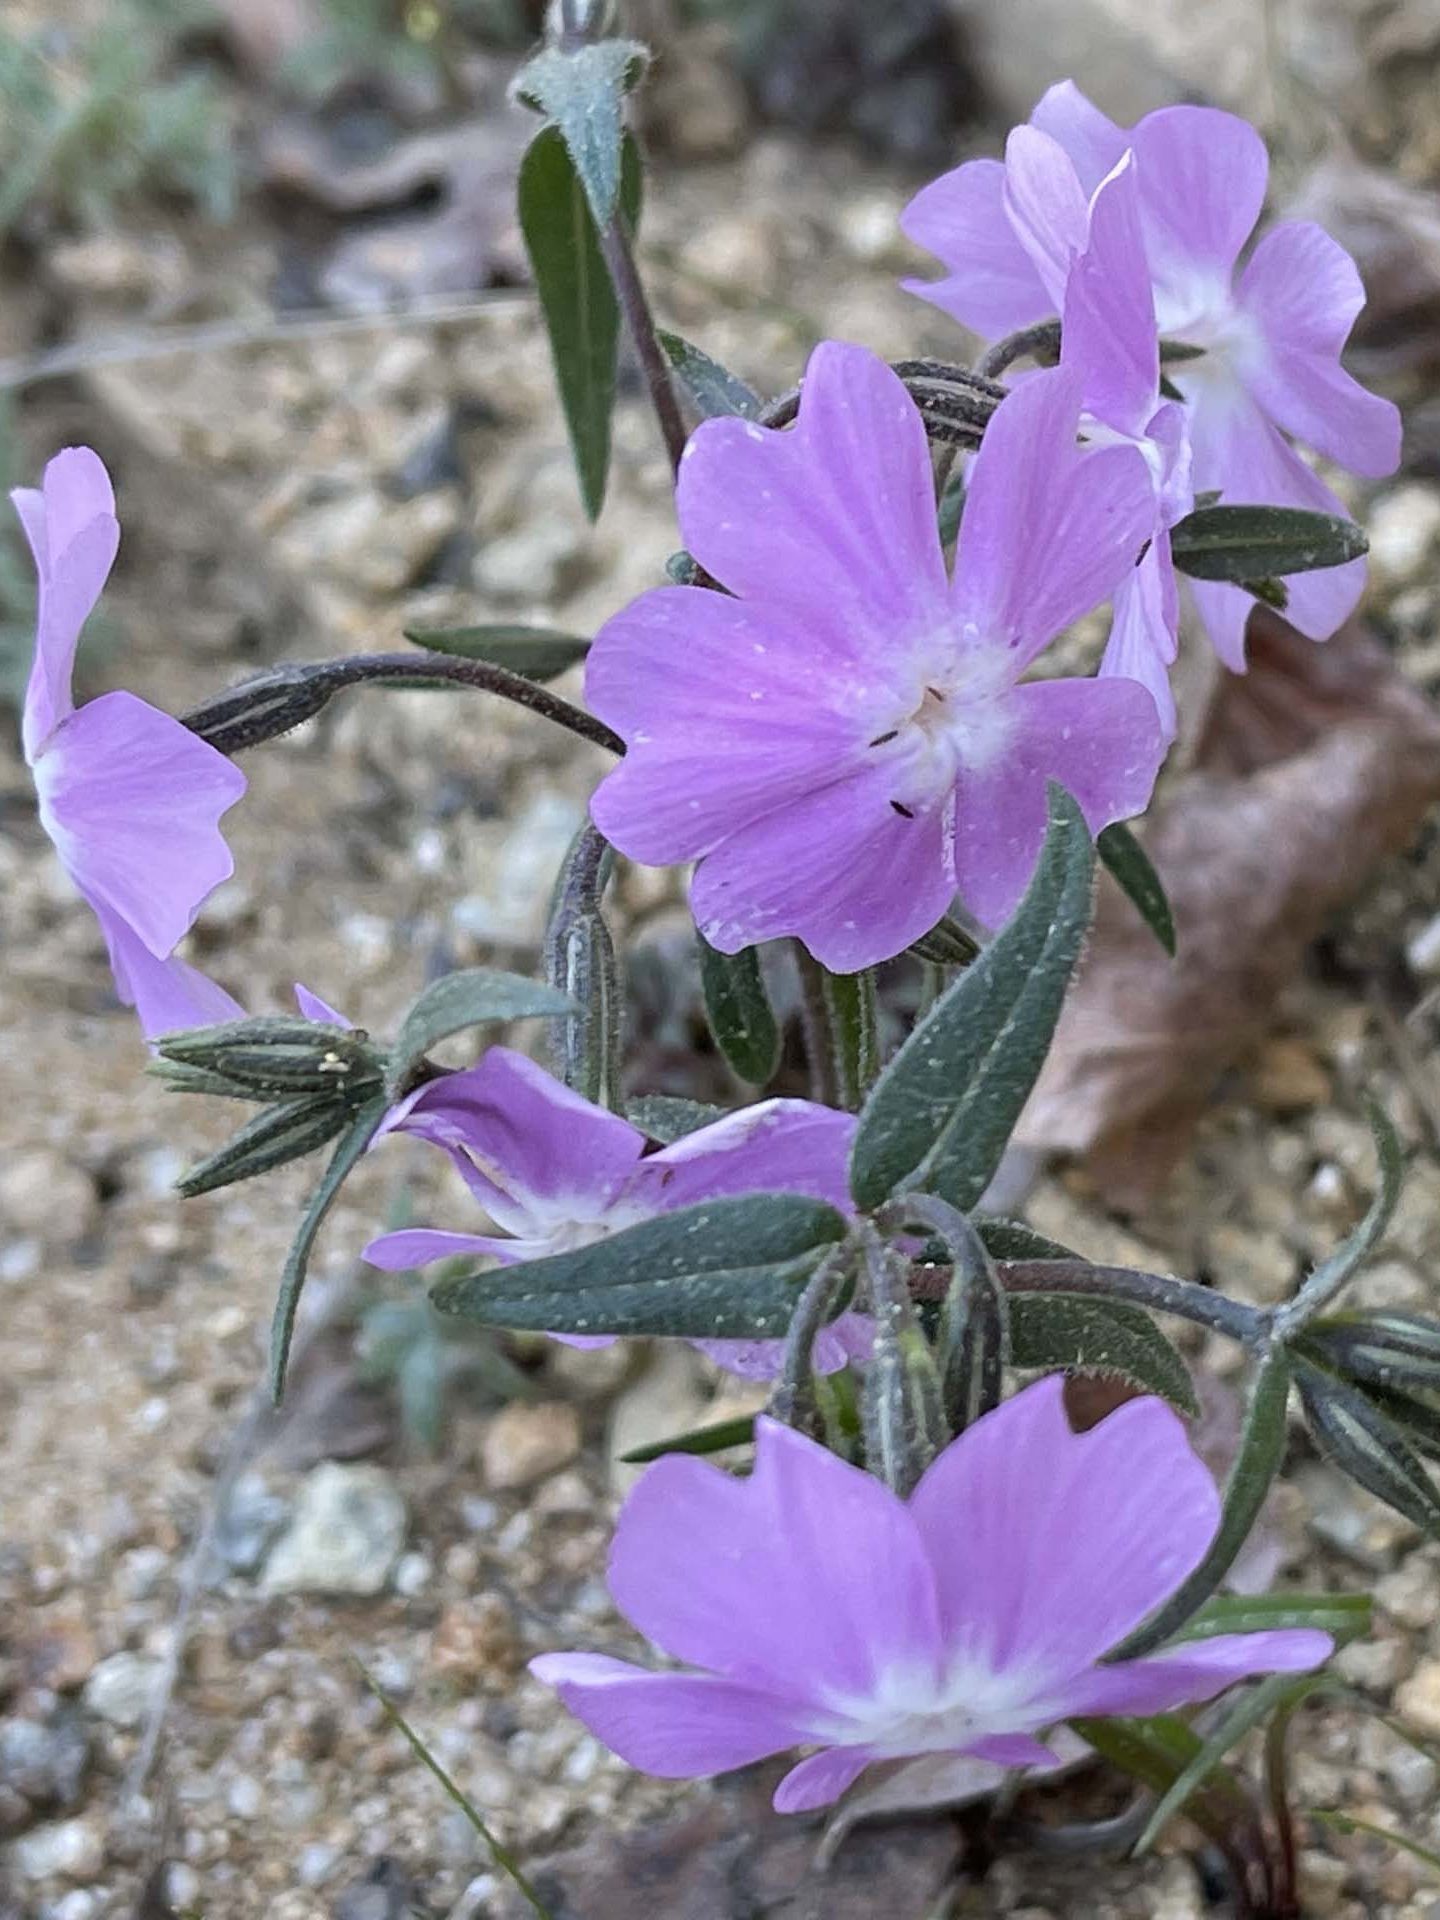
xmin=890 ymin=800 xmax=915 ymax=818
xmin=869 ymin=729 xmax=899 ymax=747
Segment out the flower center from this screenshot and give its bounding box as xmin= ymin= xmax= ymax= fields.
xmin=529 ymin=1200 xmax=647 ymax=1255
xmin=870 ymin=646 xmax=1017 ymax=814
xmin=812 ymin=1654 xmax=1052 ymax=1760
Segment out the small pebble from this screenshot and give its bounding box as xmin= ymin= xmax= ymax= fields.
xmin=481 ymin=1403 xmax=581 ymax=1491
xmin=12 ymin=1815 xmax=103 ymax=1882
xmin=82 ymin=1652 xmax=163 ymax=1730
xmin=260 ymin=1463 xmax=406 ymax=1597
xmin=228 ymin=1773 xmax=263 ymax=1819
xmin=1395 ymin=1658 xmax=1440 ymax=1738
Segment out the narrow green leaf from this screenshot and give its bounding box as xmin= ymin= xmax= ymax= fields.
xmin=823 ymin=966 xmax=880 ymax=1111
xmin=270 ymin=1097 xmax=388 ymax=1402
xmin=550 ymin=904 xmax=623 ymax=1111
xmin=512 ymin=40 xmax=649 ymax=228
xmin=656 ymin=330 xmax=763 ymax=420
xmin=1313 ymin=1311 xmax=1440 ymax=1367
xmin=627 ymin=1093 xmax=727 ymax=1142
xmin=698 ymin=935 xmax=780 ymax=1086
xmin=358 ymin=1664 xmax=553 ymax=1919
xmin=1311 ymin=1811 xmax=1440 ymax=1877
xmin=1009 ymin=1293 xmax=1197 ymax=1415
xmin=1173 ymin=1591 xmax=1372 ymax=1646
xmin=1136 ymin=1671 xmax=1328 ymax=1855
xmin=1097 ymin=822 xmax=1175 ymax=956
xmin=1069 ymin=1715 xmax=1253 ymax=1845
xmin=1274 ymin=1104 xmax=1405 ymax=1336
xmin=431 ymin=1192 xmax=848 ymax=1339
xmin=148 ymin=1060 xmax=263 ymax=1099
xmin=1110 ymin=1348 xmax=1293 ymax=1658
xmin=1294 ymin=1358 xmax=1440 ymax=1536
xmin=849 ymin=786 xmax=1094 ymax=1211
xmin=404 ymin=624 xmax=590 ymax=683
xmin=518 ymin=126 xmax=641 ymax=519
xmin=387 ymin=969 xmax=577 ymax=1097
xmin=1169 ymin=504 xmax=1368 ymax=583
xmin=1339 ymin=1380 xmax=1440 ymax=1460
xmin=620 ymin=1413 xmax=758 ymax=1464
xmin=1290 ymin=1336 xmax=1440 ymax=1451
xmin=1068 ymin=1714 xmax=1202 ymax=1796
xmin=176 ymin=1095 xmax=351 ymax=1197
xmin=159 ymin=1014 xmax=321 ymax=1057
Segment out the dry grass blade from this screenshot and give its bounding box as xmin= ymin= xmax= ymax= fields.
xmin=357 ymin=1663 xmax=554 ymax=1920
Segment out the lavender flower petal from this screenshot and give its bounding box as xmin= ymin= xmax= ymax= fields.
xmin=899 ymin=157 xmax=1054 ymax=340
xmin=100 ymin=911 xmax=244 ymax=1036
xmin=951 ymin=366 xmax=1153 ymax=665
xmin=674 ymin=342 xmax=951 ymax=642
xmin=1181 ymin=382 xmax=1367 ymax=670
xmin=1028 ymin=80 xmax=1126 ymax=192
xmin=908 ymin=1377 xmax=1218 ymax=1677
xmin=685 ymin=762 xmax=957 ymax=970
xmin=36 ymin=690 xmax=245 ymax=958
xmin=1236 ymin=222 xmax=1402 ymax=477
xmin=379 ymin=1046 xmax=645 ymax=1221
xmin=1129 ymin=107 xmax=1269 ymax=326
xmin=15 ymin=447 xmax=119 ymax=760
xmin=606 ymin=1418 xmax=941 ymax=1695
xmin=1055 ymin=1630 xmax=1335 ymax=1719
xmin=951 ymin=676 xmax=1164 ymax=928
xmin=529 ymin=1654 xmax=817 ymax=1776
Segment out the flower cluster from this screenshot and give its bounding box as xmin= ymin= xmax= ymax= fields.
xmin=12 ymin=71 xmax=1394 ymax=1837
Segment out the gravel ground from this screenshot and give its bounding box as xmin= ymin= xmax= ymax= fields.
xmin=5 ymin=91 xmax=1440 ymax=1920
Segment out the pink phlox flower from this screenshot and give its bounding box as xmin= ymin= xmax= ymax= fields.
xmin=586 ymin=342 xmax=1162 ymax=967
xmin=902 ymin=81 xmax=1401 ymax=674
xmin=532 ymin=1374 xmax=1332 ymax=1812
xmin=363 ymin=1045 xmax=871 ymax=1379
xmin=17 ymin=448 xmax=246 ymax=1037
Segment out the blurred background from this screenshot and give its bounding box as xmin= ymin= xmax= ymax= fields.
xmin=5 ymin=3 xmax=1440 ymax=1916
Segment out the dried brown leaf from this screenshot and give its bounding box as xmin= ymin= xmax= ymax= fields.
xmin=489 ymin=1766 xmax=960 ymax=1919
xmin=258 ymin=112 xmax=529 ymax=310
xmin=1016 ymin=614 xmax=1440 ymax=1204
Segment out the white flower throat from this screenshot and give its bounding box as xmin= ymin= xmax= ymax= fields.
xmin=870 ymin=637 xmax=1019 ymax=813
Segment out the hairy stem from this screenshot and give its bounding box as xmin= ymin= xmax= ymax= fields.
xmin=976 ymin=319 xmax=1062 ymax=380
xmin=916 ymin=1257 xmax=1269 ymax=1346
xmin=599 ymin=218 xmax=687 ymax=477
xmin=769 ymin=1243 xmax=857 ymax=1438
xmin=180 ymin=653 xmax=624 ymax=758
xmin=793 ymin=946 xmax=842 ymax=1107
